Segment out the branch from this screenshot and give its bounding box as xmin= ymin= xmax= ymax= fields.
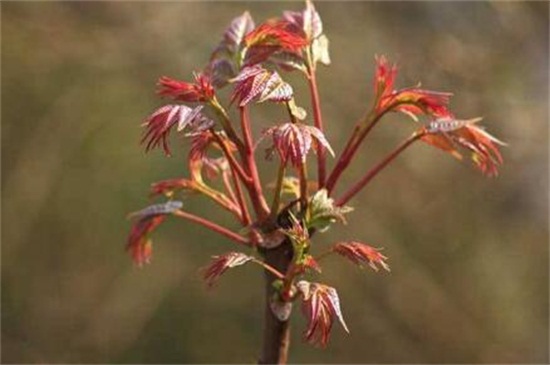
xmin=210 ymin=97 xmax=245 ymax=152
xmin=231 ymin=169 xmax=252 ymax=226
xmin=250 ymin=258 xmax=285 ymax=280
xmin=173 ymin=210 xmax=250 ymax=245
xmin=193 ymin=183 xmax=242 ymax=219
xmin=307 ymin=70 xmax=327 ymax=187
xmin=298 ymin=160 xmax=308 ymax=208
xmin=211 ymin=130 xmax=252 ymax=186
xmin=240 ymin=106 xmax=270 ymax=219
xmin=335 ymin=132 xmax=423 ymax=206
xmin=270 ymin=161 xmax=287 ymax=219
xmin=326 ymin=102 xmax=407 ymax=195
xmin=325 ymin=109 xmax=377 ymax=194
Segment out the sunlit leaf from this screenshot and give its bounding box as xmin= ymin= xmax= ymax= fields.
xmin=127 ymin=200 xmax=183 ymax=219
xmin=333 ymin=241 xmax=390 ymax=272
xmin=306 ymin=189 xmax=353 ymax=232
xmin=311 ymin=34 xmax=331 ymax=66
xmin=202 ymin=252 xmax=254 ymax=287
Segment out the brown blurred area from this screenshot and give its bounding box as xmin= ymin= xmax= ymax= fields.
xmin=1 ymin=1 xmax=548 ymax=363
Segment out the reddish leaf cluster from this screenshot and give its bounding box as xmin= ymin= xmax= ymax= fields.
xmin=296 ymin=281 xmax=349 ymax=347
xmin=282 ymin=0 xmax=323 ymax=41
xmin=127 ymin=1 xmax=506 ymax=358
xmin=141 ymin=105 xmax=213 ymax=156
xmin=263 ymin=122 xmax=333 ymax=168
xmin=245 ymin=20 xmax=308 ymax=51
xmin=333 ymin=241 xmax=390 ymax=272
xmin=202 ymin=252 xmax=253 ymax=287
xmin=158 ymin=72 xmax=215 ymax=103
xmin=126 ymin=216 xmax=164 ymax=266
xmin=420 ymin=117 xmax=505 ymax=176
xmin=243 ymin=20 xmax=308 ymax=66
xmin=374 ymin=55 xmax=453 ymax=119
xmin=369 ymin=56 xmax=505 ymax=176
xmin=126 ymin=201 xmax=184 ymax=266
xmin=231 ymin=65 xmax=294 ymax=106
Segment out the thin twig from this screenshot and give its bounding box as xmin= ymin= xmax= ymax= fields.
xmin=307 ymin=70 xmax=327 ymax=187
xmin=173 ymin=210 xmax=250 ymax=245
xmin=211 ymin=130 xmax=252 ymax=186
xmin=251 ymin=258 xmax=285 ymax=280
xmin=270 ymin=162 xmax=287 ymax=219
xmin=335 ymin=132 xmax=422 ymax=206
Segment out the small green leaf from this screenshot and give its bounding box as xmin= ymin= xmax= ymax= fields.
xmin=312 ymin=34 xmax=331 ymax=66
xmin=305 ymin=189 xmax=353 ymax=232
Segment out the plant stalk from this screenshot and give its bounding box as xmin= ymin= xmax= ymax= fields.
xmin=258 ymin=239 xmax=294 ymax=364
xmin=270 ymin=162 xmax=287 ymax=219
xmin=240 ymin=107 xmax=270 ymax=219
xmin=307 ymin=71 xmax=327 ymax=187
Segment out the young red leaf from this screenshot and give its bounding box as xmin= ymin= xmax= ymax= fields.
xmin=262 ymin=122 xmax=334 ymax=168
xmin=282 ymin=0 xmax=323 ymax=41
xmin=420 ymin=117 xmax=506 ymax=176
xmin=126 ymin=202 xmax=182 ymax=266
xmin=186 ymin=130 xmax=236 ymax=182
xmin=231 ymin=65 xmax=293 ymax=106
xmin=207 ymin=12 xmax=256 ymax=88
xmin=126 ymin=216 xmax=165 ymax=267
xmin=141 ymin=105 xmax=213 ymax=156
xmin=267 ymin=1 xmax=330 ymax=71
xmin=244 ymin=20 xmax=308 ymax=60
xmin=157 ymin=72 xmax=215 ymax=102
xmin=223 ymin=11 xmax=255 ymax=51
xmin=188 ymin=130 xmax=236 ymax=163
xmin=202 ymin=252 xmax=254 ymax=287
xmin=374 ymin=55 xmax=453 ymax=119
xmin=296 ymin=280 xmax=349 ymax=347
xmin=333 ymin=241 xmax=390 ymax=272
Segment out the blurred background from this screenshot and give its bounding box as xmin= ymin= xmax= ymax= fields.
xmin=2 ymin=1 xmax=548 ymax=363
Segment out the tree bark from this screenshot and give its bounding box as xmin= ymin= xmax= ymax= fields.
xmin=258 ymin=239 xmax=294 ymax=364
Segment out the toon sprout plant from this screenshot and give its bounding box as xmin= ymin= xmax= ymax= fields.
xmin=126 ymin=1 xmax=505 ymax=363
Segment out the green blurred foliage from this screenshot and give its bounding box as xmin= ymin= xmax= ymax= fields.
xmin=2 ymin=1 xmax=548 ymax=363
